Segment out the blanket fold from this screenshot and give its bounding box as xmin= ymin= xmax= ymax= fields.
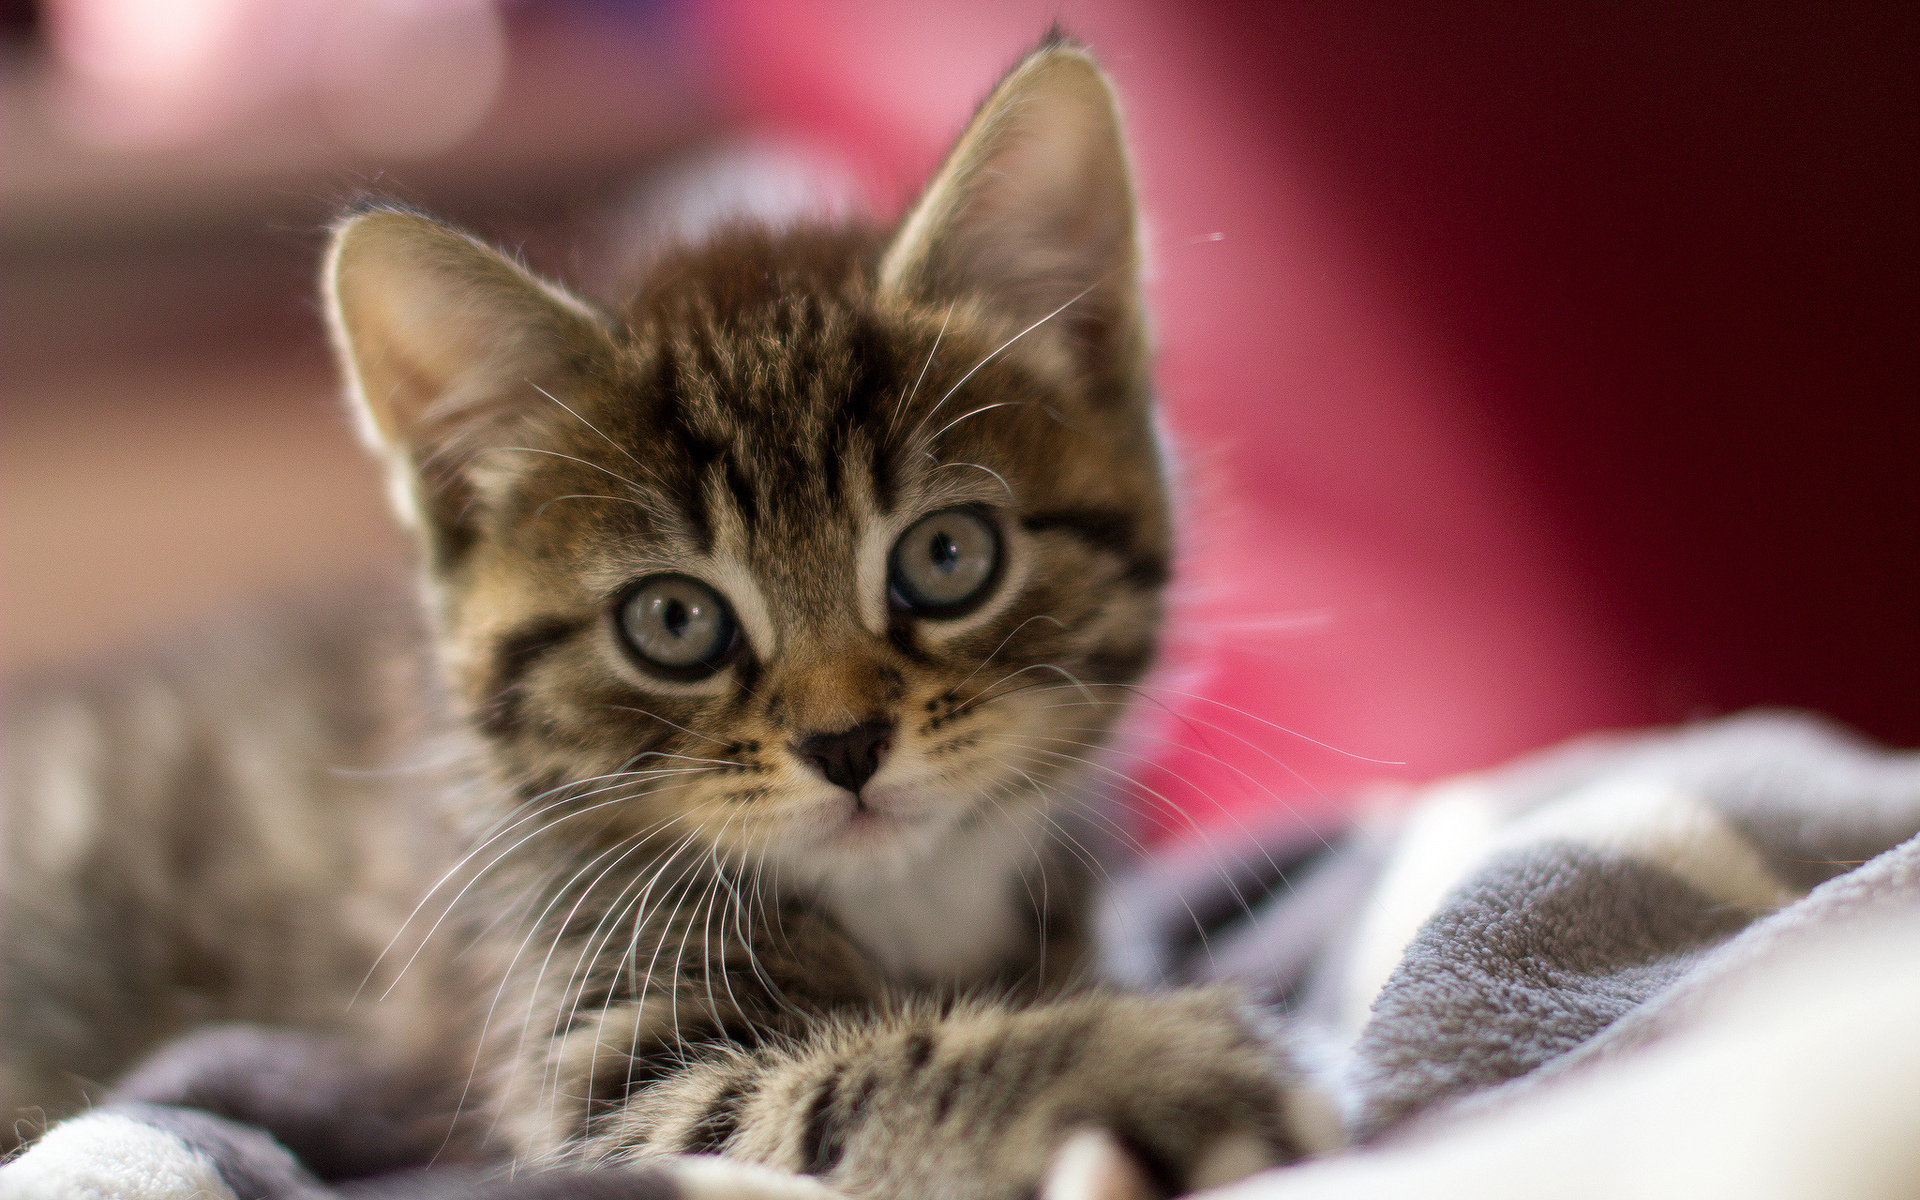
xmin=8 ymin=711 xmax=1918 ymax=1199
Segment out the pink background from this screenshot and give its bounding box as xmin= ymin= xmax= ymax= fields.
xmin=702 ymin=0 xmax=1919 ymax=835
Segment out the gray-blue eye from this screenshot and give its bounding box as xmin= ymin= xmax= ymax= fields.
xmin=890 ymin=509 xmax=1000 ymax=614
xmin=618 ymin=575 xmax=736 ymax=673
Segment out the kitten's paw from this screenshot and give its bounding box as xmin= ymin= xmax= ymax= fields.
xmin=1043 ymin=1129 xmax=1156 ymax=1200
xmin=669 ymin=1155 xmax=853 ymax=1200
xmin=1041 ymin=1125 xmax=1280 ymax=1200
xmin=1027 ymin=990 xmax=1297 ymax=1196
xmin=850 ymin=988 xmax=1297 ymax=1199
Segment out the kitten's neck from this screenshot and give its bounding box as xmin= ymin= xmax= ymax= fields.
xmin=814 ymin=811 xmax=1069 ymax=988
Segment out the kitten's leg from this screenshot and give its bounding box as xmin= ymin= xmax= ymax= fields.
xmin=571 ymin=988 xmax=1303 ymax=1200
xmin=0 ymin=596 xmax=451 ymax=1145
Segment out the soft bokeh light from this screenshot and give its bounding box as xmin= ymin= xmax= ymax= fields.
xmin=46 ymin=0 xmax=505 ymax=152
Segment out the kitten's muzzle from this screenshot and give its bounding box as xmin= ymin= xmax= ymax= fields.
xmin=795 ymin=720 xmax=893 ymax=796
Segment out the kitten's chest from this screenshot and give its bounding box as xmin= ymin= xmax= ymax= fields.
xmin=818 ymin=821 xmax=1058 ymax=987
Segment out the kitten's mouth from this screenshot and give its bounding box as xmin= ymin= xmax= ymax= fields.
xmin=824 ymin=784 xmax=935 ymax=846
xmin=840 ymin=805 xmax=893 ymax=833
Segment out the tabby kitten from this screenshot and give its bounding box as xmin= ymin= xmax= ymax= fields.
xmin=3 ymin=39 xmax=1302 ymax=1197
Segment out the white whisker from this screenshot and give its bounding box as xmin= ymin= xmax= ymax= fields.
xmin=525 ymin=380 xmax=663 ymax=483
xmin=905 ymin=278 xmax=1103 ymax=448
xmin=889 ymin=301 xmax=955 ymax=440
xmin=927 ymin=459 xmax=1016 ymax=499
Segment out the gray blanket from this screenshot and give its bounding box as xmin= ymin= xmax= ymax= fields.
xmin=9 ymin=712 xmax=1919 ymax=1199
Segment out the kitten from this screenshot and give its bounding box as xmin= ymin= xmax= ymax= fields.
xmin=2 ymin=37 xmax=1302 ymax=1197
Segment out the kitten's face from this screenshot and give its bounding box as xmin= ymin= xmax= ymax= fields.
xmin=453 ymin=230 xmax=1163 ymax=879
xmin=328 ymin=46 xmax=1161 ymax=881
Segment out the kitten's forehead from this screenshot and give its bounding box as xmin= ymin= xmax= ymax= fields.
xmin=611 ymin=324 xmax=1009 ymax=639
xmin=509 ymin=223 xmax=1158 ymax=651
xmin=592 ymin=231 xmax=1027 ymax=549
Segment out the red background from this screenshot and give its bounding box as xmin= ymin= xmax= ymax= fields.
xmin=703 ymin=0 xmax=1919 ymax=833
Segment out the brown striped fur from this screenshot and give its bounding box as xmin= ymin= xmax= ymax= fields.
xmin=2 ymin=38 xmax=1298 ymax=1195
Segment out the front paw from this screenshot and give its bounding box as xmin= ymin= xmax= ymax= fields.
xmin=1011 ymin=990 xmax=1299 ymax=1197
xmin=770 ymin=989 xmax=1300 ymax=1199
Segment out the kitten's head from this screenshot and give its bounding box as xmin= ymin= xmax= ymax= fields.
xmin=325 ymin=42 xmax=1166 ymax=881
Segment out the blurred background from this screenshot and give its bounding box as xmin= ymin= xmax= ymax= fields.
xmin=3 ymin=0 xmax=1915 ymax=833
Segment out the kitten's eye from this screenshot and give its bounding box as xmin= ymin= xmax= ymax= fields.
xmin=617 ymin=575 xmax=737 ymax=674
xmin=890 ymin=508 xmax=1001 ymax=615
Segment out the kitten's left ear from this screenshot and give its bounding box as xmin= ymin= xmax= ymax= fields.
xmin=879 ymin=38 xmax=1146 ymax=398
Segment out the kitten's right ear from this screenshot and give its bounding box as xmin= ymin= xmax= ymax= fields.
xmin=879 ymin=39 xmax=1146 ymax=403
xmin=324 ymin=207 xmax=613 ymax=558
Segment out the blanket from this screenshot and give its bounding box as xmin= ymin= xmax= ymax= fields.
xmin=8 ymin=712 xmax=1919 ymax=1199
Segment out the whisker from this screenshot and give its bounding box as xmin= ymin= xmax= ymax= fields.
xmin=703 ymin=822 xmax=772 ymax=1023
xmin=455 ymin=852 xmax=577 ymax=963
xmin=1001 ymin=732 xmax=1309 ymax=903
xmin=356 ymin=772 xmax=637 ymax=1003
xmin=488 ymin=446 xmax=654 ymax=496
xmin=889 ymin=301 xmax=955 ymax=440
xmin=905 ymin=277 xmax=1104 ymax=447
xmin=986 ymin=743 xmax=1239 ymax=972
xmin=607 ymin=706 xmax=744 ymax=748
xmin=503 ymin=813 xmax=711 ymax=1132
xmin=730 ymin=828 xmax=789 ymax=1011
xmin=525 ymin=380 xmax=663 ymax=482
xmin=964 ymin=661 xmax=1098 ymax=709
xmin=604 ymin=821 xmax=760 ymax=1092
xmin=458 ymin=814 xmax=697 ymax=1155
xmin=984 ymin=734 xmax=1228 ymax=855
xmin=1189 ymin=608 xmax=1337 ymax=636
xmin=532 ymin=493 xmax=652 ymax=520
xmin=664 ymin=853 xmax=728 ymax=1065
xmin=969 ymin=783 xmax=1055 ymax=979
xmin=366 ymin=768 xmax=719 ymax=1004
xmin=927 ymin=459 xmax=1016 ymax=499
xmin=696 ymin=836 xmax=736 ymax=1034
xmin=974 ymin=673 xmax=1344 ymax=842
xmin=1016 ymin=687 xmax=1342 ymax=845
xmin=618 ymin=833 xmax=729 ymax=1082
xmin=990 ymin=741 xmax=1259 ymax=956
xmin=540 ymin=825 xmax=721 ymax=1125
xmin=1124 ymin=683 xmax=1402 ymax=766
xmin=925 ymin=400 xmax=1027 ymax=444
xmin=960 ymin=669 xmax=1399 ymax=769
xmin=386 ymin=758 xmax=698 ymax=919
xmin=954 ymin=614 xmax=1070 ymax=690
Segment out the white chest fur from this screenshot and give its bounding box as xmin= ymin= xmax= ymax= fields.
xmin=818 ymin=816 xmax=1043 ymax=986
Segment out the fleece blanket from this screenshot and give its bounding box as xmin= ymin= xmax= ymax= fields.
xmin=8 ymin=711 xmax=1920 ymax=1199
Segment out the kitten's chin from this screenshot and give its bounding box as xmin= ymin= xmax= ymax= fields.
xmin=825 ymin=809 xmax=921 ymax=863
xmin=822 ymin=788 xmax=947 ymax=860
xmin=772 ymin=781 xmax=995 ymax=882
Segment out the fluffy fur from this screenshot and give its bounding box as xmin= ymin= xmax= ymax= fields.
xmin=3 ymin=38 xmax=1297 ymax=1197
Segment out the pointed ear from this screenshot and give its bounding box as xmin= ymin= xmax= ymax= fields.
xmin=879 ymin=41 xmax=1146 ymax=395
xmin=323 ymin=208 xmax=614 ymax=559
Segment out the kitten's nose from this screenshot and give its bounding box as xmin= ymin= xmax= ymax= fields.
xmin=795 ymin=720 xmax=893 ymax=795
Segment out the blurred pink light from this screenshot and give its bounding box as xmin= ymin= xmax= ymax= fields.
xmin=53 ymin=0 xmax=246 ymax=92
xmin=45 ymin=0 xmax=505 ymax=152
xmin=316 ymin=0 xmax=505 ymax=156
xmin=48 ymin=0 xmax=256 ymax=142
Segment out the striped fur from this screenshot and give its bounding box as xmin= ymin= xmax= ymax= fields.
xmin=3 ymin=39 xmax=1297 ymax=1197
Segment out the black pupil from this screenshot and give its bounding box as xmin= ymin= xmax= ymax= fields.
xmin=928 ymin=531 xmax=961 ymax=574
xmin=662 ymin=597 xmax=690 ymax=638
